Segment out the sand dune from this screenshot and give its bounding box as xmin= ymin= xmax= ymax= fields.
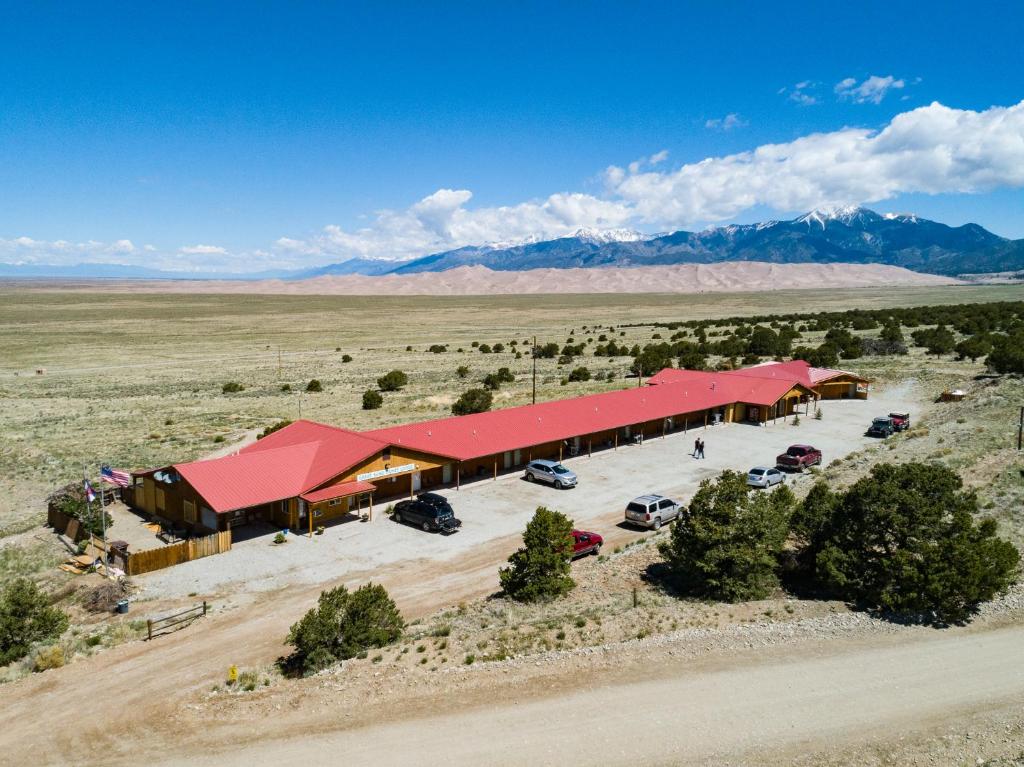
xmin=37 ymin=262 xmax=959 ymax=295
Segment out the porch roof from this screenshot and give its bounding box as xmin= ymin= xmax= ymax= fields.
xmin=300 ymin=479 xmax=377 ymax=504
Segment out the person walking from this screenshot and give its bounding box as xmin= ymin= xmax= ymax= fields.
xmin=698 ymin=438 xmax=706 ymax=459
xmin=693 ymin=437 xmax=700 ymax=458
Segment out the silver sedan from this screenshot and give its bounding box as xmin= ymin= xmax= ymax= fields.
xmin=747 ymin=466 xmax=785 ymax=488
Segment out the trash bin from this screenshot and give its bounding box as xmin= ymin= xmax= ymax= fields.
xmin=116 ymin=599 xmax=129 ymax=614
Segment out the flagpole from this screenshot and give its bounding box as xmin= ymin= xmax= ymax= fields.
xmin=82 ymin=463 xmax=91 ymax=550
xmin=98 ymin=465 xmax=107 ymax=555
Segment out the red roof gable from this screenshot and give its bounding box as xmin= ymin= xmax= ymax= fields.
xmin=176 ymin=443 xmax=320 ymax=513
xmin=176 ymin=420 xmax=386 ymax=513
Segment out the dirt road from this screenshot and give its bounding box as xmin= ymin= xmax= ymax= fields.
xmin=157 ymin=623 xmax=1024 ymax=767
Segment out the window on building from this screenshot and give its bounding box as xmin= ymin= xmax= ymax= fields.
xmin=183 ymin=499 xmax=196 ymax=523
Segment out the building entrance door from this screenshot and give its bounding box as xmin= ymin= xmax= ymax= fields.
xmin=411 ymin=471 xmax=422 ymax=493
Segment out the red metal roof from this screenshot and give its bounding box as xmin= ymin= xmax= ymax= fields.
xmin=175 ymin=443 xmax=321 ymax=513
xmin=648 ymin=360 xmax=863 ymax=389
xmin=300 ymin=479 xmax=376 ymax=504
xmin=174 ymin=420 xmax=386 ymax=513
xmin=173 ymin=368 xmax=815 ymax=513
xmin=365 ymin=373 xmax=803 ymax=462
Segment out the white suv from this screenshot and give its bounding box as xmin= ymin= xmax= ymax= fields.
xmin=624 ymin=494 xmax=683 ymax=530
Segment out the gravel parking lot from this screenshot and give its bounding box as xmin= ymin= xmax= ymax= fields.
xmin=140 ymin=382 xmax=919 ymax=599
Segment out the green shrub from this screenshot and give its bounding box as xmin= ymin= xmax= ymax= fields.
xmin=499 ymin=507 xmax=576 ymax=603
xmin=342 ymin=354 xmax=353 ymax=363
xmin=222 ymin=381 xmax=244 ymax=393
xmin=0 ymin=578 xmax=69 ymax=665
xmin=377 ymin=370 xmax=408 ymax=392
xmin=797 ymin=463 xmax=1020 ymax=624
xmin=284 ymin=583 xmax=404 ymax=675
xmin=305 ymin=379 xmax=323 ymax=393
xmin=456 ymin=365 xmax=470 ymax=378
xmin=273 ymin=532 xmax=287 ymax=545
xmin=49 ymin=483 xmax=112 ymax=537
xmin=478 ymin=344 xmax=492 ymax=354
xmin=213 ymin=435 xmax=225 ymax=443
xmin=451 ymin=388 xmax=492 ymax=416
xmin=428 ymin=344 xmax=447 ymax=354
xmin=658 ymin=471 xmax=794 ymax=602
xmin=280 ymin=383 xmax=291 ymax=391
xmin=987 ymin=331 xmax=1024 ymax=373
xmin=362 ymin=389 xmax=383 ymax=410
xmin=238 ymin=669 xmax=259 ymax=691
xmin=567 ymin=366 xmax=591 ymax=382
xmin=259 ymin=420 xmax=293 ymax=439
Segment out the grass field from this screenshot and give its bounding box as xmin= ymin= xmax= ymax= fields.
xmin=1 ymin=283 xmax=1022 ymax=532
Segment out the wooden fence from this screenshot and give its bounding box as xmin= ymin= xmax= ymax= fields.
xmin=49 ymin=506 xmax=231 ymax=576
xmin=126 ymin=531 xmax=232 ymax=576
xmin=147 ymin=602 xmax=208 ymax=640
xmin=48 ymin=506 xmax=91 ymax=543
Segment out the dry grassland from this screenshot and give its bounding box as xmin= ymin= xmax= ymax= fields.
xmin=0 ymin=284 xmax=1020 ymax=537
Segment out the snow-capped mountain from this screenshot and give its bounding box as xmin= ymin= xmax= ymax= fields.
xmin=569 ymin=227 xmax=648 ymax=244
xmin=6 ymin=208 xmax=1020 ymax=279
xmin=796 ymin=205 xmax=883 ymax=229
xmin=369 ymin=207 xmax=1020 ymax=276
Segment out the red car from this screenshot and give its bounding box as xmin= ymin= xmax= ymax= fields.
xmin=776 ymin=444 xmax=822 ymax=472
xmin=572 ymin=529 xmax=603 ymax=558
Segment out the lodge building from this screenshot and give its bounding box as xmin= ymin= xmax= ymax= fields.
xmin=126 ymin=360 xmax=868 ymax=536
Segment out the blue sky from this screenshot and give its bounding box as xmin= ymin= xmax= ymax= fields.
xmin=1 ymin=1 xmax=1023 ymax=272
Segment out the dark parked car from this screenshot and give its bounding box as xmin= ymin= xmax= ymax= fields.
xmin=393 ymin=494 xmax=462 ymax=534
xmin=867 ymin=417 xmax=896 ymax=438
xmin=572 ymin=529 xmax=603 ymax=557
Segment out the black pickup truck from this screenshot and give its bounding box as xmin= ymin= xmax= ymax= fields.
xmin=393 ymin=493 xmax=462 ymax=534
xmin=867 ymin=416 xmax=896 ymax=438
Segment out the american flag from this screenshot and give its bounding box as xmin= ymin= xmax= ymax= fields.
xmin=101 ymin=465 xmax=131 ymax=487
xmin=83 ymin=479 xmax=97 ymax=503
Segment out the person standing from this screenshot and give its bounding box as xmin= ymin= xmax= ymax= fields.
xmin=698 ymin=438 xmax=706 ymax=459
xmin=693 ymin=437 xmax=700 ymax=458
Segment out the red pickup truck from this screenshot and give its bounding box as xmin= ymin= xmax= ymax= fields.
xmin=572 ymin=529 xmax=603 ymax=558
xmin=776 ymin=444 xmax=822 ymax=472
xmin=889 ymin=412 xmax=910 ymax=431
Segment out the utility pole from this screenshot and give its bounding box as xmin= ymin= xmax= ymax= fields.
xmin=278 ymin=346 xmax=282 ymax=380
xmin=1018 ymin=406 xmax=1023 ymax=451
xmin=532 ymin=335 xmax=537 ymax=405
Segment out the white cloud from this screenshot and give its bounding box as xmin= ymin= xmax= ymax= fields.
xmin=835 ymin=74 xmax=906 ymax=104
xmin=179 ymin=244 xmax=228 ymax=255
xmin=605 ymin=100 xmax=1024 ymax=225
xmin=628 ymin=150 xmax=670 ymax=174
xmin=4 ymin=100 xmax=1024 ymax=271
xmin=705 ymin=113 xmax=746 ymax=131
xmin=0 ymin=236 xmax=136 ymax=265
xmin=780 ymin=81 xmax=818 ymax=106
xmin=285 ymin=189 xmax=635 ymax=261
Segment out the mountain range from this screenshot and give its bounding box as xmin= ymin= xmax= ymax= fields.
xmin=3 ymin=207 xmax=1023 ymax=279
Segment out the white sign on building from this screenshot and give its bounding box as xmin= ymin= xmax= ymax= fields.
xmin=357 ymin=463 xmax=417 ymax=482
